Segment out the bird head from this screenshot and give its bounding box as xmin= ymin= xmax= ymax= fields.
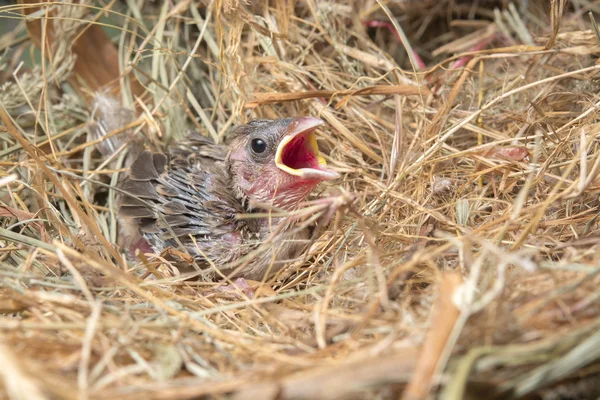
xmin=227 ymin=117 xmax=339 ymax=209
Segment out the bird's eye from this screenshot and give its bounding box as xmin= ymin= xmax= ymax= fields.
xmin=251 ymin=138 xmax=267 ymax=154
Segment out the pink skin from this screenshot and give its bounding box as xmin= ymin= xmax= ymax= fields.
xmin=128 ymin=236 xmax=154 ymax=258
xmin=231 ymin=160 xmax=319 ymax=210
xmin=215 ymin=277 xmax=256 ymax=299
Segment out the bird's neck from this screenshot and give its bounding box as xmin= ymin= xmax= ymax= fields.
xmin=228 ymin=160 xmax=319 ymax=211
xmin=240 ymin=179 xmax=318 ymax=211
xmin=270 ymin=182 xmax=316 ymax=210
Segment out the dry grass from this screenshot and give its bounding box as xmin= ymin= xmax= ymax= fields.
xmin=2 ymin=0 xmax=600 ymax=398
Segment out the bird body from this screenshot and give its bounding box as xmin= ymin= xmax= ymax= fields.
xmin=117 ymin=117 xmax=339 ymax=280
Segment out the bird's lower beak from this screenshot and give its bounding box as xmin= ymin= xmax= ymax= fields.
xmin=275 ymin=117 xmax=340 ymax=181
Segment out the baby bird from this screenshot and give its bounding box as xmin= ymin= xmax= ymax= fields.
xmin=117 ymin=117 xmax=340 ymax=280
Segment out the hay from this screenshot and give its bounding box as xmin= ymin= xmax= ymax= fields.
xmin=1 ymin=0 xmax=600 ymax=398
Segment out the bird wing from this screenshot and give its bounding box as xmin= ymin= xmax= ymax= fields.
xmin=118 ymin=135 xmax=249 ymax=260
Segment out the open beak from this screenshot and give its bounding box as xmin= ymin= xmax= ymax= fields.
xmin=275 ymin=117 xmax=340 ymax=181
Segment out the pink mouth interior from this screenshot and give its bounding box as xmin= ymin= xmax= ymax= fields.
xmin=281 ymin=134 xmax=319 ymax=170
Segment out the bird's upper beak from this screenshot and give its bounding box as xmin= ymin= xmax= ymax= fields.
xmin=274 ymin=117 xmax=340 ymax=181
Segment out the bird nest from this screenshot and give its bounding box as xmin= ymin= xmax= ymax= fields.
xmin=1 ymin=0 xmax=600 ymax=399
